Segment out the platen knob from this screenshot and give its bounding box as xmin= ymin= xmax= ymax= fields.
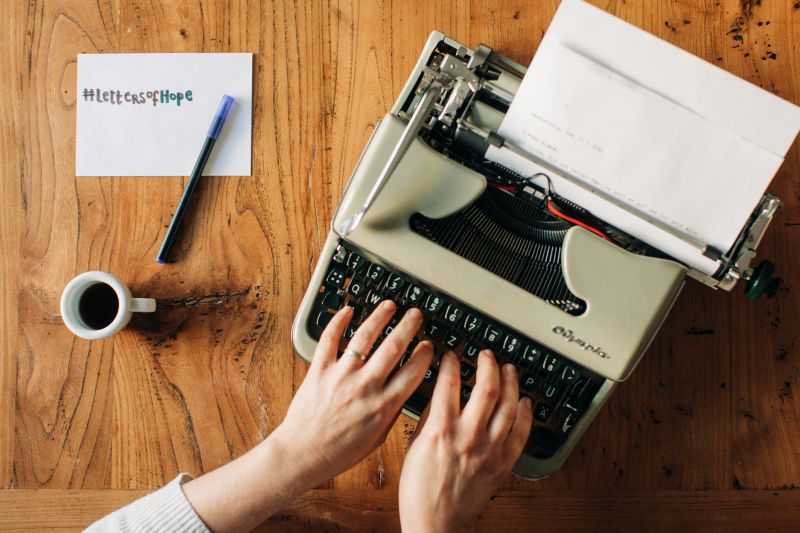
xmin=745 ymin=260 xmax=779 ymax=300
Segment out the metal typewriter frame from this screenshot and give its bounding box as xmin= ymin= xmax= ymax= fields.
xmin=370 ymin=32 xmax=781 ymax=291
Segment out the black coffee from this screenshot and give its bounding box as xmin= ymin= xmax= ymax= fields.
xmin=78 ymin=283 xmax=119 ymax=330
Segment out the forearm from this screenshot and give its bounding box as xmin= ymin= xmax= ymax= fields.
xmin=182 ymin=427 xmax=321 ymax=533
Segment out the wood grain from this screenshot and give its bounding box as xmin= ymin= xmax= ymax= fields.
xmin=2 ymin=489 xmax=800 ymax=532
xmin=1 ymin=0 xmax=799 ymax=529
xmin=0 ymin=0 xmax=22 ymax=492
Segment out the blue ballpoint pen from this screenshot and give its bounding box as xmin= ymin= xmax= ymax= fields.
xmin=156 ymin=95 xmax=234 ymax=264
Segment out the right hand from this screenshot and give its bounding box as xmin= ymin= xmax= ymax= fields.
xmin=399 ymin=350 xmax=533 ymax=532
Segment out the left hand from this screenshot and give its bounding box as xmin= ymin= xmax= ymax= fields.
xmin=183 ymin=301 xmax=434 ymax=533
xmin=272 ymin=301 xmax=434 ymax=487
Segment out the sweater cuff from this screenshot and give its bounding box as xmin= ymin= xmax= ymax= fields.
xmin=85 ymin=473 xmax=210 ymax=533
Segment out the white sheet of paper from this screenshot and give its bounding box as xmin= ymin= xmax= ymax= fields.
xmin=76 ymin=53 xmax=252 ymax=176
xmin=500 ymin=40 xmax=785 ymax=255
xmin=493 ymin=0 xmax=800 ymax=272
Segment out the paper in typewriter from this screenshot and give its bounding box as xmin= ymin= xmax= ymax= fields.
xmin=491 ymin=0 xmax=800 ymax=273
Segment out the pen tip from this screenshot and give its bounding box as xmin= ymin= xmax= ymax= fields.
xmin=156 ymin=258 xmax=166 ymax=265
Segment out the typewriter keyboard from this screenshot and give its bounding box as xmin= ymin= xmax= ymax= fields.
xmin=307 ymin=241 xmax=605 ymax=459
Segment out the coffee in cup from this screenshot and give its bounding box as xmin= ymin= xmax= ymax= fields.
xmin=60 ymin=271 xmax=156 ymax=340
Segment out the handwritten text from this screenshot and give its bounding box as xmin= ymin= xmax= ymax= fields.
xmin=81 ymin=88 xmax=193 ymax=107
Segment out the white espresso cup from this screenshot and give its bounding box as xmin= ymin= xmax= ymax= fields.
xmin=60 ymin=271 xmax=156 ymax=340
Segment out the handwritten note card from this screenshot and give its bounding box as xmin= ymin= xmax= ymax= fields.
xmin=76 ymin=53 xmax=252 ymax=176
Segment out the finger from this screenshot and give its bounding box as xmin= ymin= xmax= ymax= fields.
xmin=502 ymin=397 xmax=533 ymax=470
xmin=385 ymin=340 xmax=434 ymax=403
xmin=366 ymin=307 xmax=424 ymax=382
xmin=488 ymin=364 xmax=521 ymax=441
xmin=428 ymin=351 xmax=461 ymax=424
xmin=339 ymin=300 xmax=396 ymax=371
xmin=313 ymin=305 xmax=353 ymax=371
xmin=461 ymin=350 xmax=500 ymax=432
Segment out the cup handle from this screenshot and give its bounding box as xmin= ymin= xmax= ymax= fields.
xmin=130 ymin=298 xmax=157 ymax=313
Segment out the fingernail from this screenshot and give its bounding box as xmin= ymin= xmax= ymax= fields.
xmin=342 ymin=305 xmax=354 ymax=315
xmin=407 ymin=307 xmax=422 ymax=319
xmin=419 ymin=340 xmax=433 ymax=350
xmin=522 ymin=396 xmax=533 ymax=409
xmin=480 ymin=349 xmax=494 ymax=358
xmin=382 ymin=300 xmax=395 ymax=310
xmin=504 ymin=364 xmax=516 ymax=375
xmin=446 ymin=350 xmax=458 ymax=360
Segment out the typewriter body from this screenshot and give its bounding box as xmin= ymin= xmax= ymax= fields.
xmin=291 ymin=32 xmax=781 ymax=479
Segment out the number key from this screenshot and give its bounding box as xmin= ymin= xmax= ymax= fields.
xmin=366 ymin=263 xmax=386 ymax=283
xmin=463 ymin=314 xmax=483 ymax=334
xmin=483 ymin=324 xmax=502 ymax=344
xmin=501 ymin=335 xmax=521 ymax=357
xmin=346 ymin=252 xmax=366 ymax=272
xmin=385 ymin=273 xmax=406 ymax=294
xmin=405 ymin=284 xmax=426 ymax=305
xmin=443 ymin=304 xmax=464 ymax=325
xmin=423 ymin=293 xmax=445 ymax=313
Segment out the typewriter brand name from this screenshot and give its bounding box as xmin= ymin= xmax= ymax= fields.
xmin=551 ymin=326 xmax=610 ymax=359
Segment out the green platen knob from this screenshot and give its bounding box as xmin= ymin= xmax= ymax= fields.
xmin=745 ymin=260 xmax=776 ymax=300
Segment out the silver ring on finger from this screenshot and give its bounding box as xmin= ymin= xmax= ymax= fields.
xmin=342 ymin=347 xmax=368 ymax=362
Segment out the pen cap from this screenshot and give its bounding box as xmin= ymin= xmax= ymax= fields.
xmin=207 ymin=95 xmax=234 ymax=139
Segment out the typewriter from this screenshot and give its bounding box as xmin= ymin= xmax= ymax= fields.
xmin=291 ymin=32 xmax=782 ymax=479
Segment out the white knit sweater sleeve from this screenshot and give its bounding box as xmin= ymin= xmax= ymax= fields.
xmin=85 ymin=473 xmax=210 ymax=533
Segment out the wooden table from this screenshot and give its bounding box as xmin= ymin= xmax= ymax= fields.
xmin=2 ymin=1 xmax=799 ymax=531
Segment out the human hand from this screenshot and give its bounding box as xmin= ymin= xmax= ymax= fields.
xmin=399 ymin=350 xmax=533 ymax=533
xmin=272 ymin=301 xmax=435 ymax=489
xmin=182 ymin=302 xmax=433 ymax=533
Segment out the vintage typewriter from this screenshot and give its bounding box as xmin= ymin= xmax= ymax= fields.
xmin=291 ymin=32 xmax=781 ymax=479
